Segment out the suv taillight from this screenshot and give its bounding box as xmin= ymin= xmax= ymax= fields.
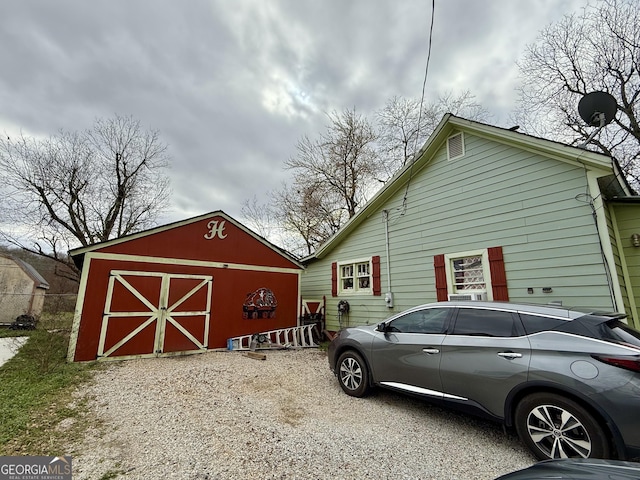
xmin=592 ymin=354 xmax=640 ymax=373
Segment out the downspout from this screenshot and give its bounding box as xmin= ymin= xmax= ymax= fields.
xmin=383 ymin=210 xmax=393 ymax=308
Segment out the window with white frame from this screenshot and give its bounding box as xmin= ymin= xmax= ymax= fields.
xmin=445 ymin=250 xmax=491 ymax=295
xmin=338 ymin=259 xmax=372 ymax=294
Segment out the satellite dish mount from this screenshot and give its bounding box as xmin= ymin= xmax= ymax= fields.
xmin=577 ymin=91 xmax=617 ymax=148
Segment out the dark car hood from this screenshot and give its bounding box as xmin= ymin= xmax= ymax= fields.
xmin=496 ymin=458 xmax=640 ymax=479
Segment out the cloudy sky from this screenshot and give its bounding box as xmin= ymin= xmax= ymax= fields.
xmin=0 ymin=0 xmax=588 ymax=227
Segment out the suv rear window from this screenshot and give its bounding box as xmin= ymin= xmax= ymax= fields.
xmin=565 ymin=314 xmax=640 ymax=347
xmin=600 ymin=319 xmax=640 ymax=348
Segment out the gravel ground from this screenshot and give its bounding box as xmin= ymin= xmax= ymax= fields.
xmin=66 ymin=349 xmax=535 ymax=479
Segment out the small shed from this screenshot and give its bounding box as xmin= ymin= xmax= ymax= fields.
xmin=67 ymin=211 xmax=304 ymax=362
xmin=0 ymin=254 xmax=50 ymax=326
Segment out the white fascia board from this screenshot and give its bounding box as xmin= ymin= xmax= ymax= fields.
xmin=85 ymin=252 xmax=302 ymax=275
xmin=312 ymin=117 xmax=455 ymax=260
xmin=67 ymin=253 xmax=92 ymax=362
xmin=311 ymin=115 xmax=616 ymax=261
xmin=587 ymin=171 xmax=625 ymax=312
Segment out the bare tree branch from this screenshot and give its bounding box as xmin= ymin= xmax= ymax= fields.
xmin=515 ymin=0 xmax=640 ymax=191
xmin=377 ymin=91 xmax=490 ymax=175
xmin=0 ymin=115 xmax=171 ymax=279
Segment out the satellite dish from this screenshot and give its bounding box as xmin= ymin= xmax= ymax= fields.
xmin=578 ymin=91 xmax=617 ymax=127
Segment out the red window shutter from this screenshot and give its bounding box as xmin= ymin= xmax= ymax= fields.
xmin=434 ymin=254 xmax=448 ymax=301
xmin=488 ymin=246 xmax=509 ymax=301
xmin=331 ymin=262 xmax=337 ymax=297
xmin=372 ymin=256 xmax=381 ymax=296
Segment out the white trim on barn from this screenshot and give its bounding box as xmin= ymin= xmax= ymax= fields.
xmin=67 ymin=256 xmax=91 ymax=361
xmin=85 ymin=252 xmax=302 ymax=274
xmin=67 ymin=251 xmax=304 ymax=361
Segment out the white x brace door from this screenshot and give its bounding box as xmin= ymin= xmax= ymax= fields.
xmin=98 ymin=270 xmax=213 ymax=359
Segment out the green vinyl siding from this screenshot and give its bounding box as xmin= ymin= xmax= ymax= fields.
xmin=611 ymin=203 xmax=640 ymax=327
xmin=302 ymin=129 xmax=617 ymax=330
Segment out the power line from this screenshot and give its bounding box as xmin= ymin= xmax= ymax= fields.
xmin=413 ymin=0 xmax=436 ymax=158
xmin=402 ymin=0 xmax=436 ymax=210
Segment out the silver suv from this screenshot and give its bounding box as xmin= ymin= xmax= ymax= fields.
xmin=327 ymin=301 xmax=640 ymax=460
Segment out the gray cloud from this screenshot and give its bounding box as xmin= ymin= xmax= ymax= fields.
xmin=0 ymin=0 xmax=588 ymax=228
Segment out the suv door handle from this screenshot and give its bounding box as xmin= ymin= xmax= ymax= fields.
xmin=422 ymin=348 xmax=440 ymax=354
xmin=498 ymin=352 xmax=522 ymax=359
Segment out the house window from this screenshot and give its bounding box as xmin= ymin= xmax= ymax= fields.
xmin=339 ymin=259 xmax=372 ymax=294
xmin=450 ymin=255 xmax=486 ymax=292
xmin=434 ymin=247 xmax=508 ymax=302
xmin=445 ymin=250 xmax=491 ymax=298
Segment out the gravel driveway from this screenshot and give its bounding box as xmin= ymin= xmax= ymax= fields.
xmin=67 ymin=349 xmax=534 ymax=479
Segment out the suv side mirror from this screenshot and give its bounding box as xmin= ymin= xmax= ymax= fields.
xmin=377 ymin=322 xmax=388 ymax=332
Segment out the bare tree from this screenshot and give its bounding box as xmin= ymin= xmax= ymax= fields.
xmin=269 ymin=184 xmax=335 ymax=256
xmin=241 ymin=195 xmax=277 ymax=241
xmin=247 ymin=108 xmax=380 ymax=255
xmin=285 ymin=107 xmax=380 ymax=224
xmin=244 ymin=96 xmax=490 ymax=256
xmin=377 ymin=91 xmax=489 ymax=175
xmin=0 ymin=115 xmax=171 ymax=278
xmin=515 ymin=0 xmax=640 ymax=187
xmin=242 ymin=185 xmax=341 ymax=257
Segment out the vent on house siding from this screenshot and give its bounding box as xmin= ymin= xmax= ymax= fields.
xmin=447 ymin=132 xmax=465 ymax=160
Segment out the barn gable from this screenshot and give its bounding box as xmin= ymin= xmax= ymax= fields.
xmin=70 ymin=211 xmax=302 ymax=269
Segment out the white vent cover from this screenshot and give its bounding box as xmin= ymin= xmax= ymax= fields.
xmin=448 ymin=292 xmax=487 ymax=301
xmin=447 ymin=132 xmax=465 ymax=160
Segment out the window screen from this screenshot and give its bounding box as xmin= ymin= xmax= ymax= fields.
xmin=451 ymin=256 xmax=486 ymax=292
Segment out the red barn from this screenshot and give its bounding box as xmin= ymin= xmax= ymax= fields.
xmin=67 ymin=211 xmax=304 ymax=362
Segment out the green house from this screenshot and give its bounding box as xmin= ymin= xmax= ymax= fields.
xmin=300 ymin=115 xmax=640 ymax=332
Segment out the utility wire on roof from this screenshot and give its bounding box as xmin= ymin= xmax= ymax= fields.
xmin=412 ymin=0 xmax=436 ymax=159
xmin=401 ymin=0 xmax=436 ymax=211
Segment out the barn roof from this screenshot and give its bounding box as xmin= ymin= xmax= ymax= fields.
xmin=69 ymin=210 xmax=304 ymax=270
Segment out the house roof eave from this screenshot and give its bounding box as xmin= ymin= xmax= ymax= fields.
xmin=447 ymin=116 xmax=614 ymax=171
